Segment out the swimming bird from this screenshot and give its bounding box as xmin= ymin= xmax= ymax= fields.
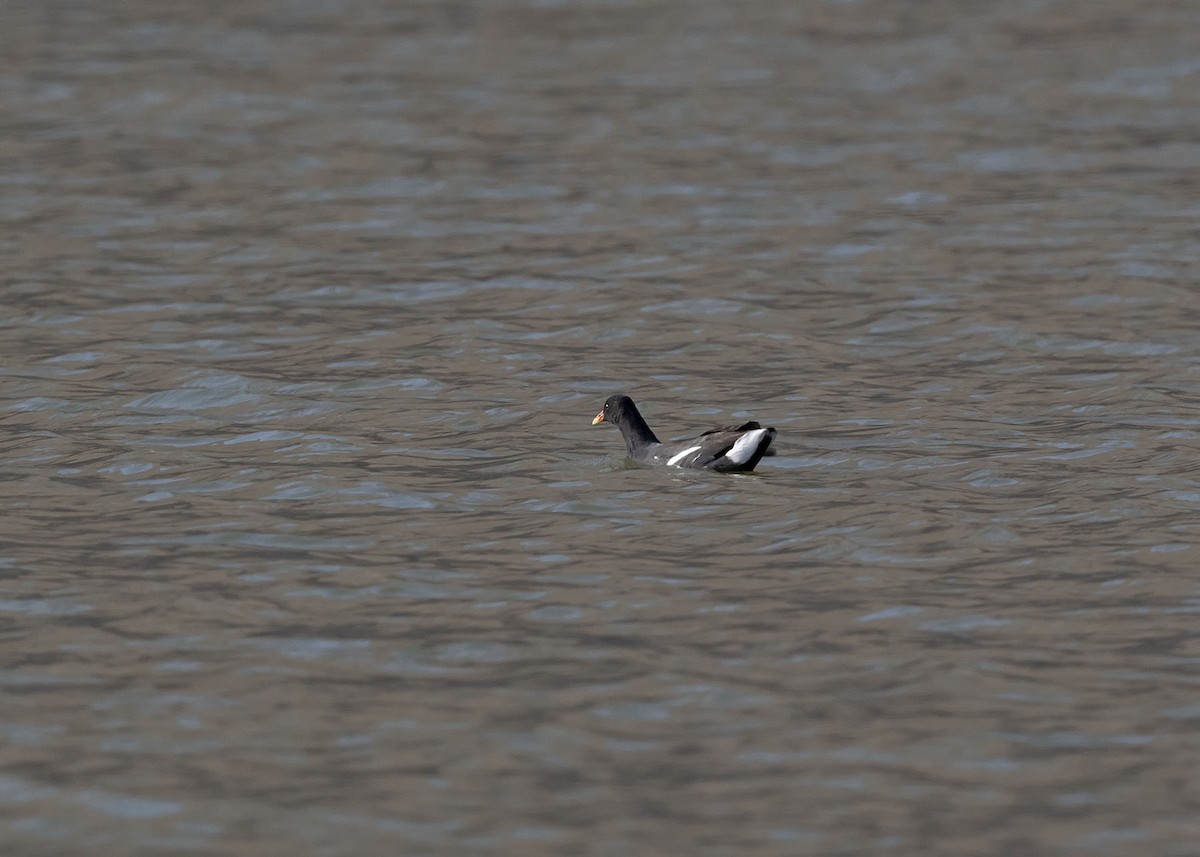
xmin=591 ymin=394 xmax=775 ymax=472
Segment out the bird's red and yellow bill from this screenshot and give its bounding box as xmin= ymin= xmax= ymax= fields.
xmin=591 ymin=410 xmax=605 ymax=425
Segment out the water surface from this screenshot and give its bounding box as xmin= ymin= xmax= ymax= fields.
xmin=4 ymin=1 xmax=1200 ymax=854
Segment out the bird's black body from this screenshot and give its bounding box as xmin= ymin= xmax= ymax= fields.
xmin=592 ymin=394 xmax=775 ymax=473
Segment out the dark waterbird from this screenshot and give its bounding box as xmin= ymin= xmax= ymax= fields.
xmin=591 ymin=394 xmax=776 ymax=473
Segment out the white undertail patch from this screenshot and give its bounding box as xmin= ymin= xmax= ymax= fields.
xmin=667 ymin=445 xmax=702 ymax=466
xmin=725 ymin=429 xmax=768 ymax=465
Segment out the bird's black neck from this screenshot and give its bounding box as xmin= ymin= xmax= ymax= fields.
xmin=614 ymin=405 xmax=659 ymax=452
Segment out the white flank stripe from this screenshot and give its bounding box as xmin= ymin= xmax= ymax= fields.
xmin=726 ymin=429 xmax=767 ymax=465
xmin=667 ymin=445 xmax=702 ymax=466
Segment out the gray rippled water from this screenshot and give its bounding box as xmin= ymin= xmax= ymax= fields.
xmin=3 ymin=1 xmax=1200 ymax=855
